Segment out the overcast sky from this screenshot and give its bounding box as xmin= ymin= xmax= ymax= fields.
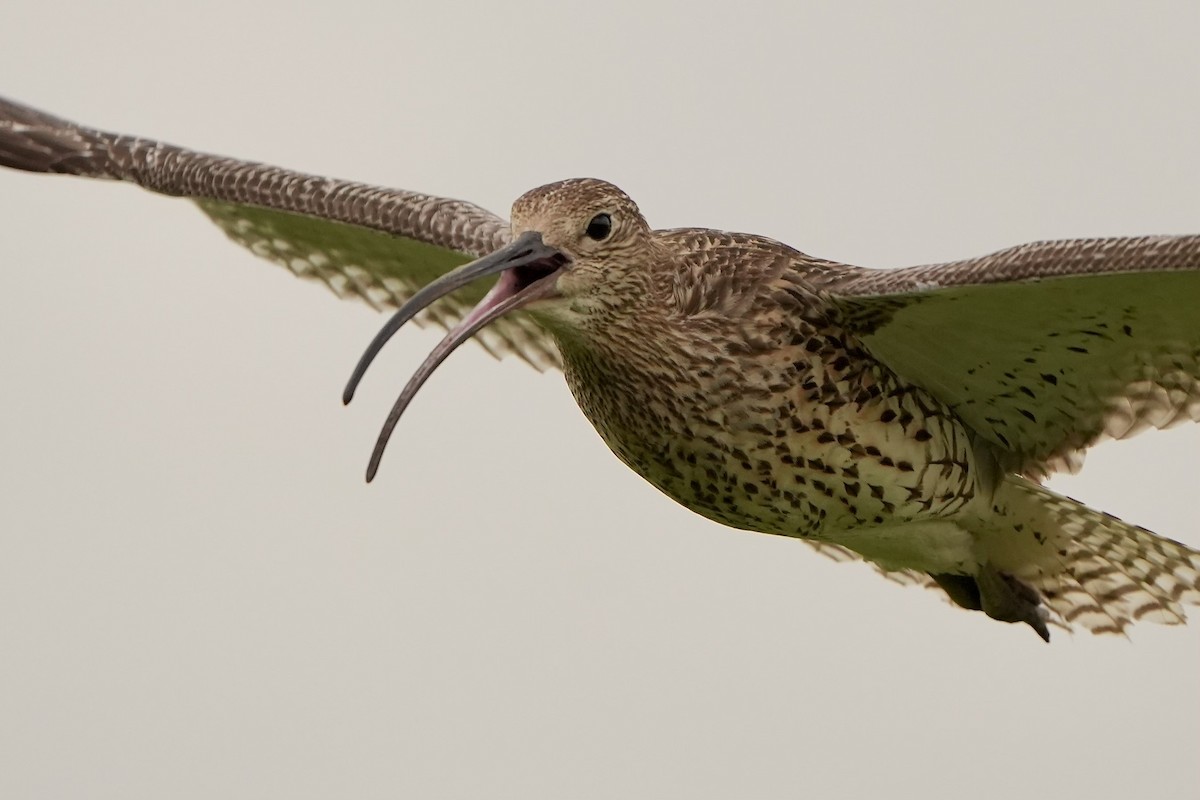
xmin=1 ymin=2 xmax=1197 ymax=798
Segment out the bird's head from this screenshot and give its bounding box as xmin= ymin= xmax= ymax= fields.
xmin=342 ymin=178 xmax=656 ymax=480
xmin=506 ymin=178 xmax=653 ymax=321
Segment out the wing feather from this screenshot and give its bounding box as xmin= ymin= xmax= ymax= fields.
xmin=831 ymin=236 xmax=1200 ymax=474
xmin=0 ymin=95 xmax=562 ymax=370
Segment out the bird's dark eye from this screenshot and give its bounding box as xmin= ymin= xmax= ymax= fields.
xmin=585 ymin=213 xmax=612 ymax=241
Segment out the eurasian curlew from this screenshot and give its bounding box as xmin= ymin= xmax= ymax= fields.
xmin=3 ymin=95 xmax=1198 ymax=641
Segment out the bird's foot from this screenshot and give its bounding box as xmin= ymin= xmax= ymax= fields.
xmin=976 ymin=566 xmax=1051 ymax=643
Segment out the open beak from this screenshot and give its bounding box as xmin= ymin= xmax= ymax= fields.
xmin=342 ymin=230 xmax=569 ymax=481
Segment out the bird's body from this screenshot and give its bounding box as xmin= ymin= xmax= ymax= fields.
xmin=4 ymin=95 xmax=1199 ymax=639
xmin=564 ymin=252 xmax=984 ymax=565
xmin=542 ymin=225 xmax=982 ymax=567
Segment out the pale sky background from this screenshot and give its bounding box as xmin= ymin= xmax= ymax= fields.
xmin=1 ymin=2 xmax=1197 ymax=798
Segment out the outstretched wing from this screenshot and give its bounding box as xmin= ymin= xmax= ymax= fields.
xmin=0 ymin=95 xmax=560 ymax=370
xmin=830 ymin=236 xmax=1200 ymax=475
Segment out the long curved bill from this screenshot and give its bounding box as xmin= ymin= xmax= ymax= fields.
xmin=342 ymin=230 xmax=568 ymax=481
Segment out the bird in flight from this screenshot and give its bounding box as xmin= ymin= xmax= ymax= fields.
xmin=3 ymin=95 xmax=1198 ymax=642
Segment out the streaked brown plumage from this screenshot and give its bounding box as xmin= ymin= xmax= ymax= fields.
xmin=3 ymin=95 xmax=1199 ymax=640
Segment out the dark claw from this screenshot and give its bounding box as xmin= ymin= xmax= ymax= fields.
xmin=934 ymin=567 xmax=1053 ymax=642
xmin=976 ymin=566 xmax=1051 ymax=642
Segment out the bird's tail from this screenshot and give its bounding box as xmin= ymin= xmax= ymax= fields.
xmin=983 ymin=477 xmax=1200 ymax=635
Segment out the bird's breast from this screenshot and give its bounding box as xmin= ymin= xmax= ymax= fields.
xmin=558 ymin=322 xmax=986 ymax=541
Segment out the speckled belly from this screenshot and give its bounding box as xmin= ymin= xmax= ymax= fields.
xmin=565 ymin=355 xmax=986 ymax=544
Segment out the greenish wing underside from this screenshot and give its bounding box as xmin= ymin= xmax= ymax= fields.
xmin=842 ymin=271 xmax=1200 ymax=474
xmin=195 ymin=200 xmax=562 ymax=371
